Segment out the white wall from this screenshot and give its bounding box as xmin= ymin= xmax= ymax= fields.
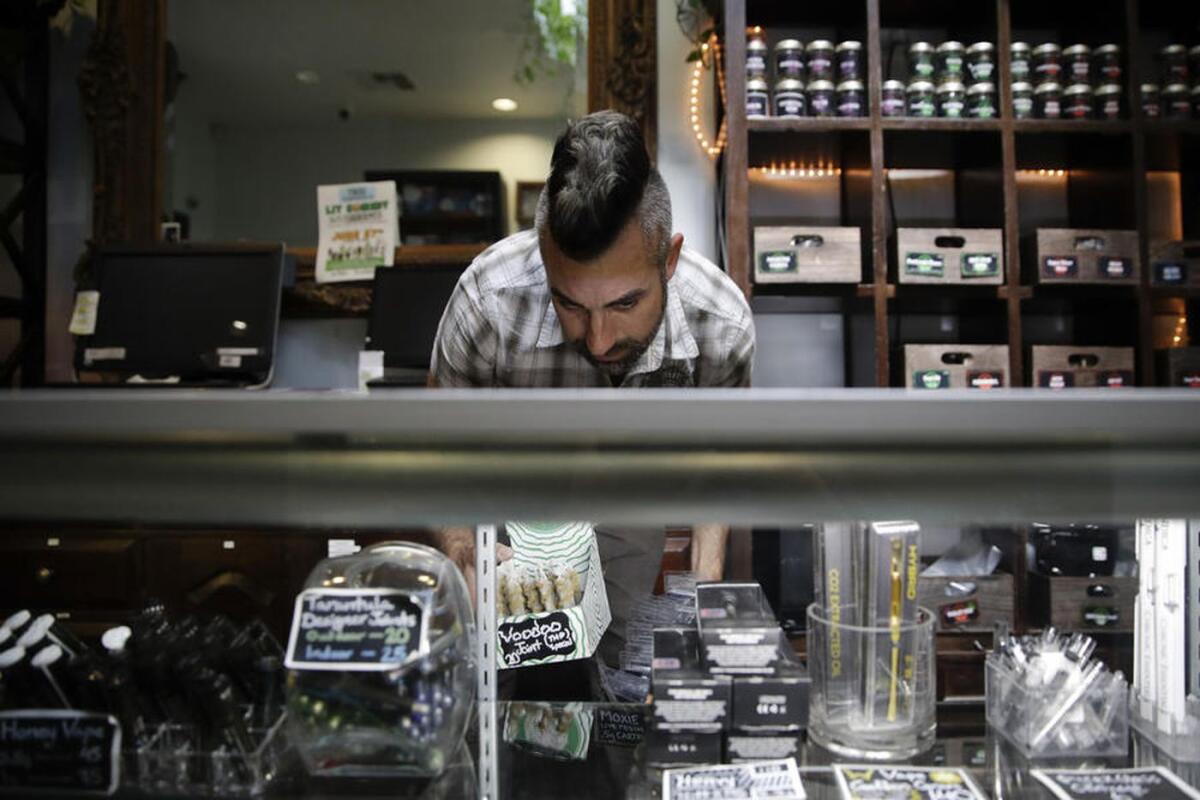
xmin=656 ymin=0 xmax=717 ymax=263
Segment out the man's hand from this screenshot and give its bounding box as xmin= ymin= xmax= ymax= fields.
xmin=691 ymin=523 xmax=728 ymax=582
xmin=434 ymin=527 xmax=512 ymax=605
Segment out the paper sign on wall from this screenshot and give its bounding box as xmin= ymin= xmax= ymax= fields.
xmin=315 ymin=181 xmax=398 ymax=284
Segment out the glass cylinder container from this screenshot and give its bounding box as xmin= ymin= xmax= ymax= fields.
xmin=1033 ymin=43 xmax=1062 ymax=83
xmin=1035 ymin=82 xmax=1062 ymax=119
xmin=1161 ymin=44 xmax=1188 ymax=84
xmin=881 ymin=80 xmax=907 ymax=117
xmin=908 ymin=42 xmax=935 ymax=80
xmin=747 ymin=76 xmax=770 ymax=118
xmin=807 ymin=603 xmax=937 ymax=760
xmin=967 ymin=82 xmax=997 ymax=119
xmin=1095 ymin=83 xmax=1122 ymax=120
xmin=1011 ymin=42 xmax=1032 ymax=81
xmin=806 ymin=40 xmax=835 ymax=82
xmin=936 ymin=41 xmax=966 ymax=82
xmin=907 ymin=80 xmax=936 ymax=117
xmin=808 ymin=79 xmax=836 ymax=117
xmin=937 ymin=80 xmax=966 ymax=118
xmin=836 ymin=40 xmax=864 ymax=81
xmin=1063 ymin=44 xmax=1091 ymax=84
xmin=1141 ymin=83 xmax=1161 ymax=118
xmin=1012 ymin=82 xmax=1034 ymax=119
xmin=1093 ymin=44 xmax=1122 ymax=84
xmin=836 ymin=79 xmax=866 ymax=117
xmin=1064 ymin=83 xmax=1094 ymax=120
xmin=1164 ymin=82 xmax=1191 ymax=119
xmin=773 ymin=78 xmax=806 ymax=118
xmin=746 ymin=27 xmax=768 ymax=78
xmin=966 ymin=42 xmax=994 ymax=82
xmin=774 ymin=39 xmax=805 ymax=80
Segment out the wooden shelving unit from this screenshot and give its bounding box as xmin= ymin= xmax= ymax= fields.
xmin=724 ymin=0 xmax=1200 ymax=386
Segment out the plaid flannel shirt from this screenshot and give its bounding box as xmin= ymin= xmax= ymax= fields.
xmin=430 ymin=230 xmax=755 ymax=388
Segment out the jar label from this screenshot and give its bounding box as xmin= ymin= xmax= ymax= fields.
xmin=810 ymin=94 xmax=832 ymax=115
xmin=905 ymin=252 xmax=945 ymax=277
xmin=808 ymin=57 xmax=831 ymax=74
xmin=1102 ymin=100 xmax=1120 ymax=118
xmin=1043 ymin=256 xmax=1078 ymax=278
xmin=961 ymin=253 xmax=999 ymax=278
xmin=909 ymin=99 xmax=936 ymax=117
xmin=838 ymin=98 xmax=862 ymax=116
xmin=1011 ymin=61 xmax=1030 ymax=78
xmin=774 ymin=91 xmax=806 ymax=117
xmin=913 ymin=370 xmax=950 ymax=389
xmin=881 ymin=98 xmax=906 ymax=116
xmin=942 ymin=56 xmax=964 ymax=75
xmin=968 ymin=62 xmax=994 ymax=81
xmin=969 ymin=102 xmax=996 ymax=119
xmin=1013 ymin=97 xmax=1034 ymax=117
xmin=747 ymin=56 xmax=766 ymax=72
xmin=838 ymin=58 xmax=858 ymax=78
xmin=1036 ymin=63 xmax=1061 ymax=76
xmin=1101 ymin=65 xmax=1121 ymax=80
xmin=747 ymin=92 xmax=769 ymax=117
xmin=1066 ymin=101 xmax=1091 ymax=118
xmin=777 ymin=57 xmax=803 ymax=72
xmin=968 ymin=371 xmax=1004 ymax=390
xmin=913 ymin=62 xmax=934 ymax=78
xmin=1100 ymin=256 xmax=1132 ymax=279
xmin=1071 ymin=62 xmax=1089 ymax=80
xmin=1041 ymin=100 xmax=1061 ymax=118
xmin=1143 ymin=102 xmax=1161 ymax=118
xmin=941 ymin=99 xmax=965 ymax=118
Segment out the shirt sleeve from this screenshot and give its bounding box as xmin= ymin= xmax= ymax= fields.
xmin=430 ymin=271 xmax=499 ymax=387
xmin=704 ymin=316 xmax=756 ymax=388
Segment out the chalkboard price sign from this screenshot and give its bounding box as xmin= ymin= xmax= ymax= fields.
xmin=1033 ymin=767 xmax=1200 ymax=800
xmin=284 ymin=588 xmax=428 ymax=671
xmin=0 ymin=710 xmax=121 ymax=796
xmin=497 ymin=611 xmax=577 ymax=667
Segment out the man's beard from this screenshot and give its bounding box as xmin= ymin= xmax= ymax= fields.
xmin=572 ymin=275 xmax=668 ymax=377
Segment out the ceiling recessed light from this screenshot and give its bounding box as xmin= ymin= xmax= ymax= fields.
xmin=492 ymin=97 xmax=518 ymax=112
xmin=295 ymin=69 xmax=320 ymax=85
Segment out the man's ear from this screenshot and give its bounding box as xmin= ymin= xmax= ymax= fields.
xmin=664 ymin=233 xmax=684 ymax=282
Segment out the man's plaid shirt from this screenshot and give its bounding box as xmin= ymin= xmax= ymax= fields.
xmin=430 ymin=230 xmax=755 ymax=388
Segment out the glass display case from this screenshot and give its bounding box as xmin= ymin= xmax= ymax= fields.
xmin=1 ymin=389 xmax=1198 ymax=799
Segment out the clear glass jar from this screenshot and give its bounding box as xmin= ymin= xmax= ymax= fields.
xmin=1164 ymin=83 xmax=1191 ymax=119
xmin=1011 ymin=42 xmax=1032 ymax=81
xmin=1033 ymin=43 xmax=1062 ymax=82
xmin=1161 ymin=44 xmax=1188 ymax=84
xmin=773 ymin=78 xmax=806 ymax=118
xmin=836 ymin=79 xmax=866 ymax=117
xmin=1141 ymin=83 xmax=1161 ymax=118
xmin=937 ymin=80 xmax=966 ymax=118
xmin=808 ymin=79 xmax=836 ymax=117
xmin=747 ymin=76 xmax=770 ymax=118
xmin=774 ymin=39 xmax=805 ymax=80
xmin=1012 ymin=81 xmax=1034 ymax=119
xmin=936 ymin=41 xmax=966 ymax=82
xmin=1063 ymin=44 xmax=1091 ymax=84
xmin=746 ymin=27 xmax=769 ymax=78
xmin=1093 ymin=44 xmax=1121 ymax=83
xmin=1035 ymin=82 xmax=1062 ymax=119
xmin=907 ymin=80 xmax=936 ymax=117
xmin=908 ymin=42 xmax=935 ymax=80
xmin=1095 ymin=83 xmax=1122 ymax=120
xmin=807 ymin=40 xmax=836 ymax=82
xmin=836 ymin=40 xmax=863 ymax=81
xmin=967 ymin=82 xmax=997 ymax=119
xmin=1064 ymin=83 xmax=1094 ymax=120
xmin=966 ymin=42 xmax=994 ymax=82
xmin=881 ymin=80 xmax=907 ymax=117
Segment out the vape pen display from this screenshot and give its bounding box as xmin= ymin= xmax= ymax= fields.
xmin=863 ymin=521 xmax=921 ymax=728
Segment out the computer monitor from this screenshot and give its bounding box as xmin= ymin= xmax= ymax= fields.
xmin=366 ymin=264 xmax=466 ymax=370
xmin=74 ymin=244 xmax=284 ymax=386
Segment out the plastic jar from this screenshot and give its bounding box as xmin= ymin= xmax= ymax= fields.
xmin=1161 ymin=44 xmax=1188 ymax=84
xmin=937 ymin=80 xmax=966 ymax=118
xmin=1063 ymin=44 xmax=1091 ymax=84
xmin=774 ymin=39 xmax=805 ymax=80
xmin=1164 ymin=83 xmax=1191 ymax=119
xmin=1064 ymin=83 xmax=1094 ymax=119
xmin=746 ymin=28 xmax=768 ymax=78
xmin=773 ymin=78 xmax=806 ymax=117
xmin=1095 ymin=83 xmax=1122 ymax=120
xmin=909 ymin=42 xmax=936 ymax=80
xmin=1033 ymin=43 xmax=1062 ymax=82
xmin=907 ymin=80 xmax=936 ymax=117
xmin=1035 ymin=82 xmax=1062 ymax=119
xmin=1093 ymin=44 xmax=1121 ymax=83
xmin=1012 ymin=81 xmax=1034 ymax=119
xmin=881 ymin=79 xmax=907 ymax=117
xmin=967 ymin=82 xmax=997 ymax=118
xmin=747 ymin=75 xmax=770 ymax=118
xmin=1011 ymin=42 xmax=1032 ymax=81
xmin=836 ymin=79 xmax=866 ymax=117
xmin=836 ymin=41 xmax=863 ymax=81
xmin=808 ymin=79 xmax=836 ymax=117
xmin=807 ymin=40 xmax=835 ymax=82
xmin=1141 ymin=83 xmax=1161 ymax=118
xmin=936 ymin=41 xmax=966 ymax=82
xmin=966 ymin=42 xmax=995 ymax=82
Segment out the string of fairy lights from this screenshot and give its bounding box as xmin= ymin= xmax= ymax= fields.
xmin=689 ymin=34 xmax=727 ymax=158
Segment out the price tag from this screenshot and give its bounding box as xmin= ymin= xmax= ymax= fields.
xmin=1033 ymin=767 xmax=1200 ymax=800
xmin=834 ymin=765 xmax=986 ymax=799
xmin=284 ymin=588 xmax=428 ymax=671
xmin=68 ymin=292 xmax=100 ymax=336
xmin=0 ymin=710 xmax=121 ymax=796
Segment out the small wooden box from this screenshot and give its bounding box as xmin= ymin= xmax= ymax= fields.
xmin=918 ymin=573 xmax=1014 ymax=633
xmin=753 ymin=226 xmax=862 ymax=284
xmin=1028 ymin=573 xmax=1137 ymax=633
xmin=1150 ymin=240 xmax=1200 ymax=288
xmin=904 ymin=344 xmax=1010 ymax=390
xmin=896 ymin=228 xmax=1004 ymax=285
xmin=1157 ymin=348 xmax=1200 ymax=389
xmin=1035 ymin=228 xmax=1140 ymax=285
xmin=1030 ymin=345 xmax=1136 ymax=389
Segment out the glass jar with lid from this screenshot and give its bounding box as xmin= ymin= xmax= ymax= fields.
xmin=881 ymin=80 xmax=906 ymax=117
xmin=936 ymin=80 xmax=966 ymax=118
xmin=1011 ymin=42 xmax=1032 ymax=81
xmin=907 ymin=80 xmax=936 ymax=117
xmin=746 ymin=27 xmax=769 ymax=78
xmin=1064 ymin=83 xmax=1094 ymax=120
xmin=774 ymin=39 xmax=805 ymax=80
xmin=1063 ymin=44 xmax=1091 ymax=84
xmin=807 ymin=40 xmax=835 ymax=82
xmin=1012 ymin=82 xmax=1034 ymax=119
xmin=1034 ymin=82 xmax=1062 ymax=119
xmin=773 ymin=78 xmax=806 ymax=118
xmin=967 ymin=82 xmax=997 ymax=119
xmin=936 ymin=41 xmax=966 ymax=82
xmin=908 ymin=42 xmax=935 ymax=80
xmin=836 ymin=41 xmax=863 ymax=81
xmin=1033 ymin=43 xmax=1062 ymax=82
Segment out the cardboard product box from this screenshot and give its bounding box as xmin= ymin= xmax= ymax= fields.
xmin=502 ymin=702 xmax=593 ymax=760
xmin=696 ymin=582 xmax=788 ymax=676
xmin=904 ymin=344 xmax=1010 ymax=390
xmin=753 ymin=226 xmax=862 ymax=284
xmin=651 ymin=627 xmax=732 ymax=732
xmin=643 ymin=727 xmax=723 ymax=767
xmin=918 ymin=573 xmax=1015 ymax=633
xmin=1150 ymin=240 xmax=1200 ymax=288
xmin=1029 ymin=572 xmax=1137 ymax=633
xmin=896 ymin=228 xmax=1004 ymax=285
xmin=730 ymin=653 xmax=810 ymax=732
xmin=1035 ymin=228 xmax=1140 ymax=285
xmin=495 ymin=521 xmax=611 ymax=670
xmin=1157 ymin=348 xmax=1200 ymax=389
xmin=1030 ymin=346 xmax=1136 ymax=389
xmin=723 ymin=732 xmax=804 ymax=763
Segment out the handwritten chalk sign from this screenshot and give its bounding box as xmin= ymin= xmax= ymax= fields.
xmin=594 ymin=707 xmax=645 ymax=748
xmin=284 ymin=588 xmax=427 ymax=671
xmin=0 ymin=710 xmax=120 ymax=796
xmin=1033 ymin=767 xmax=1200 ymax=800
xmin=834 ymin=765 xmax=987 ymax=800
xmin=497 ymin=611 xmax=577 ymax=668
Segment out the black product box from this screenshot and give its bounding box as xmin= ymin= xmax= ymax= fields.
xmin=723 ymin=732 xmax=804 ymax=763
xmin=730 ymin=656 xmax=811 ymax=731
xmin=643 ymin=727 xmax=723 ymax=767
xmin=651 ymin=627 xmax=731 ymax=732
xmin=696 ymin=582 xmax=788 ymax=675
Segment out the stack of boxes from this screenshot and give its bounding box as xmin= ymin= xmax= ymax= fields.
xmin=646 ymin=582 xmax=810 ymax=767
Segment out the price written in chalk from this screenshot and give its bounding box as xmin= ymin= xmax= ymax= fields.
xmin=284 ymin=588 xmax=428 ymax=671
xmin=0 ymin=710 xmax=121 ymax=796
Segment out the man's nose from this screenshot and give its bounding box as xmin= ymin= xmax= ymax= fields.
xmin=586 ymin=313 xmax=615 ymax=357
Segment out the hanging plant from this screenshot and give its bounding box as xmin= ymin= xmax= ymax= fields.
xmin=515 ymin=0 xmax=589 ymax=85
xmin=676 ymin=0 xmax=722 ymax=64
